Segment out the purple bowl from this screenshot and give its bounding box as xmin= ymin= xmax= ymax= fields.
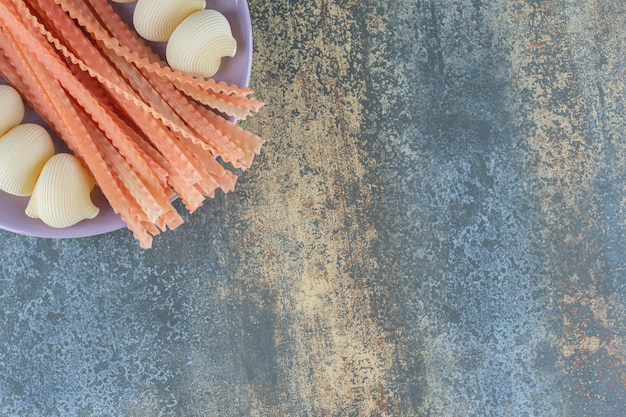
xmin=0 ymin=0 xmax=252 ymax=239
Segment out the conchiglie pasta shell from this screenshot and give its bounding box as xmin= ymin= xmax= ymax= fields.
xmin=166 ymin=9 xmax=237 ymax=77
xmin=0 ymin=123 xmax=54 ymax=196
xmin=26 ymin=153 xmax=99 ymax=228
xmin=133 ymin=0 xmax=206 ymax=42
xmin=0 ymin=85 xmax=25 ymax=136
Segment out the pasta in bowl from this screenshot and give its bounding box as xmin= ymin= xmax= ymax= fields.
xmin=0 ymin=0 xmax=256 ymax=243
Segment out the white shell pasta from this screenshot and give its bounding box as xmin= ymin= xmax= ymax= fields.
xmin=0 ymin=85 xmax=25 ymax=136
xmin=26 ymin=153 xmax=99 ymax=228
xmin=166 ymin=9 xmax=237 ymax=77
xmin=0 ymin=123 xmax=54 ymax=196
xmin=133 ymin=0 xmax=206 ymax=42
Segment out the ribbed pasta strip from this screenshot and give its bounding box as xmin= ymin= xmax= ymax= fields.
xmin=60 ymin=0 xmax=253 ymax=97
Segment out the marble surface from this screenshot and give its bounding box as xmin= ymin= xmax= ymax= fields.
xmin=2 ymin=0 xmax=626 ymax=415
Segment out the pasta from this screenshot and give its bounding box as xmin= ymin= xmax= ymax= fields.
xmin=133 ymin=0 xmax=205 ymax=42
xmin=166 ymin=10 xmax=237 ymax=77
xmin=0 ymin=84 xmax=25 ymax=136
xmin=0 ymin=123 xmax=55 ymax=196
xmin=26 ymin=153 xmax=100 ymax=228
xmin=0 ymin=0 xmax=264 ymax=247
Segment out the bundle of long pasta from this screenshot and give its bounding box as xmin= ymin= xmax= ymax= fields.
xmin=0 ymin=0 xmax=264 ymax=248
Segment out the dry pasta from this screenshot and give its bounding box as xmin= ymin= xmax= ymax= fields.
xmin=26 ymin=153 xmax=99 ymax=228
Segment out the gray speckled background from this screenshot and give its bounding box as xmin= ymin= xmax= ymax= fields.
xmin=2 ymin=0 xmax=626 ymax=416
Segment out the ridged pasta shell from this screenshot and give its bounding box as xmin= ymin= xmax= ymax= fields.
xmin=0 ymin=123 xmax=54 ymax=196
xmin=0 ymin=85 xmax=25 ymax=136
xmin=166 ymin=9 xmax=237 ymax=77
xmin=25 ymin=153 xmax=99 ymax=228
xmin=133 ymin=0 xmax=206 ymax=42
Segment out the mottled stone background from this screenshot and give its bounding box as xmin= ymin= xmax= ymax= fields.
xmin=2 ymin=0 xmax=626 ymax=415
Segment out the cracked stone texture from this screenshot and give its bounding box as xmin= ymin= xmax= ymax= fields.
xmin=2 ymin=0 xmax=626 ymax=416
